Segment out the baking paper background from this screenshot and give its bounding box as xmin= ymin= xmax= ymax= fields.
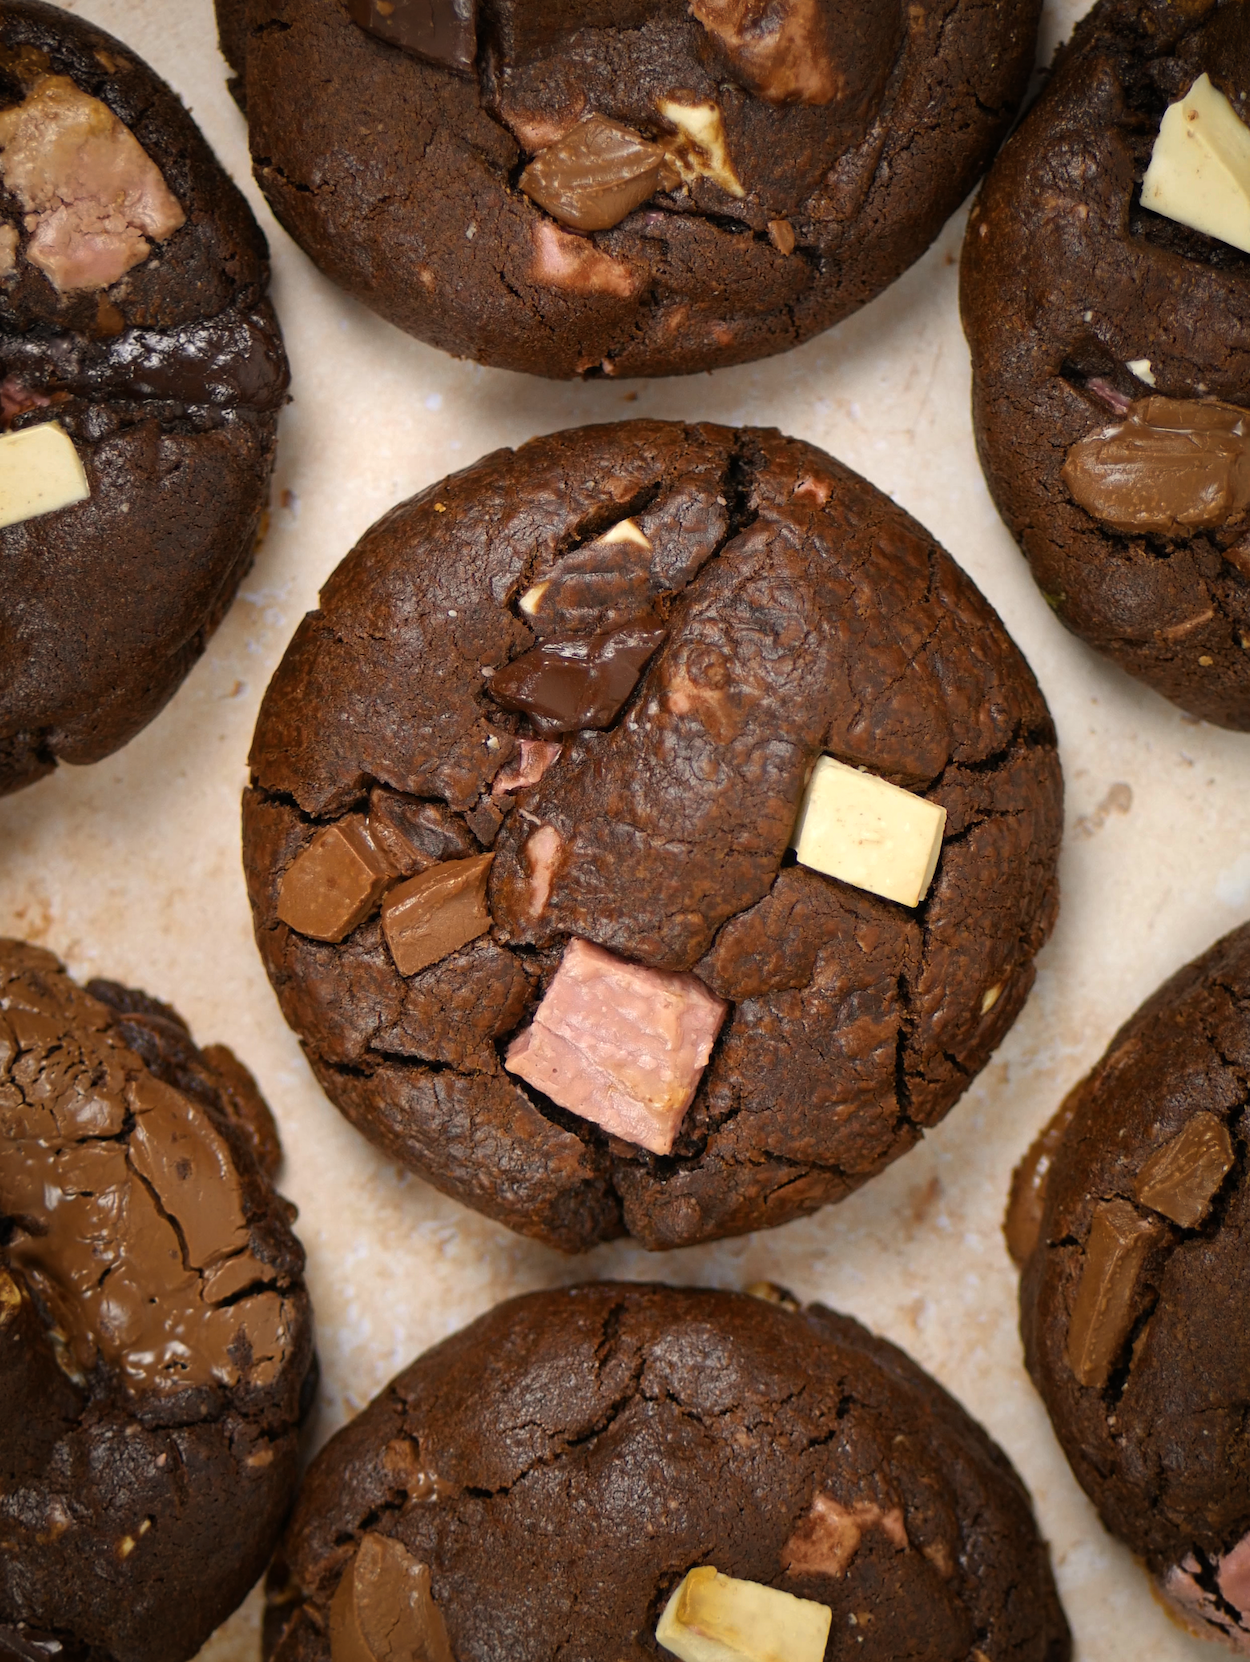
xmin=4 ymin=2 xmax=1248 ymax=1656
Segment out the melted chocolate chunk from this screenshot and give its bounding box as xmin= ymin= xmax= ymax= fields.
xmin=1061 ymin=395 xmax=1250 ymax=536
xmin=487 ymin=620 xmax=666 ymax=734
xmin=328 ymin=1535 xmax=454 ymax=1662
xmin=349 ymin=0 xmax=476 ymax=72
xmin=519 ymin=115 xmax=677 ymax=233
xmin=0 ymin=311 xmax=289 ymax=414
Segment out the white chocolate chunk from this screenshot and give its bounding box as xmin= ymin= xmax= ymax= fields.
xmin=1126 ymin=358 xmax=1156 ymax=386
xmin=0 ymin=420 xmax=89 ymax=529
xmin=1142 ymin=74 xmax=1250 ymax=255
xmin=791 ymin=756 xmax=946 ymax=907
xmin=519 ymin=579 xmax=549 ymax=615
xmin=598 ymin=515 xmax=652 ymax=549
xmin=657 ymin=99 xmax=745 ymax=198
xmin=656 ymin=1567 xmax=832 ymax=1662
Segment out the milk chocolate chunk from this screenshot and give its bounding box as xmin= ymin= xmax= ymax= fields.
xmin=486 ymin=621 xmax=665 ymax=734
xmin=1061 ymin=396 xmax=1250 ymax=536
xmin=1005 ymin=1096 xmax=1080 ymax=1268
xmin=381 ymin=853 xmax=493 ymax=977
xmin=329 ymin=1535 xmax=454 ymax=1662
xmin=277 ymin=817 xmax=396 ymax=943
xmin=519 ymin=115 xmax=677 ymax=233
xmin=0 ymin=76 xmax=185 ymax=293
xmin=1133 ymin=1111 xmax=1233 ymax=1228
xmin=348 ymin=0 xmax=476 ymax=73
xmin=1066 ymin=1198 xmax=1166 ymax=1389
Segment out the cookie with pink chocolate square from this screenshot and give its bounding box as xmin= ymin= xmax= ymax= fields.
xmin=0 ymin=0 xmax=288 ymax=797
xmin=243 ymin=419 xmax=1062 ymax=1252
xmin=215 ymin=0 xmax=1040 ymax=379
xmin=262 ymin=1282 xmax=1071 ymax=1662
xmin=1007 ymin=920 xmax=1250 ymax=1653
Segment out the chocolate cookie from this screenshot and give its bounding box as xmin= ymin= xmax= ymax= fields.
xmin=242 ymin=420 xmax=1063 ymax=1253
xmin=214 ymin=0 xmax=1040 ymax=379
xmin=0 ymin=940 xmax=316 ymax=1662
xmin=0 ymin=0 xmax=289 ymax=798
xmin=1008 ymin=921 xmax=1250 ymax=1652
xmin=961 ymin=0 xmax=1250 ymax=729
xmin=264 ymin=1282 xmax=1071 ymax=1662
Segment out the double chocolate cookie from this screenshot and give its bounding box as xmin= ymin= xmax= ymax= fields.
xmin=242 ymin=420 xmax=1063 ymax=1252
xmin=1008 ymin=921 xmax=1250 ymax=1652
xmin=961 ymin=0 xmax=1250 ymax=729
xmin=215 ymin=0 xmax=1040 ymax=378
xmin=0 ymin=0 xmax=288 ymax=797
xmin=264 ymin=1282 xmax=1071 ymax=1662
xmin=0 ymin=940 xmax=316 ymax=1662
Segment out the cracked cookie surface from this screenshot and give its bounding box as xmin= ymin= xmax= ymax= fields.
xmin=961 ymin=0 xmax=1250 ymax=729
xmin=0 ymin=0 xmax=289 ymax=797
xmin=1010 ymin=921 xmax=1250 ymax=1653
xmin=263 ymin=1282 xmax=1071 ymax=1662
xmin=242 ymin=419 xmax=1063 ymax=1252
xmin=0 ymin=939 xmax=316 ymax=1662
xmin=215 ymin=0 xmax=1039 ymax=378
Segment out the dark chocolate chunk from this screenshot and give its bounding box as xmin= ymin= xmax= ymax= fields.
xmin=1133 ymin=1111 xmax=1234 ymax=1228
xmin=367 ymin=788 xmax=479 ymax=875
xmin=486 ymin=620 xmax=666 ymax=734
xmin=1066 ymin=1198 xmax=1165 ymax=1389
xmin=519 ymin=114 xmax=677 ymax=233
xmin=349 ymin=0 xmax=476 ymax=72
xmin=1061 ymin=397 xmax=1250 ymax=536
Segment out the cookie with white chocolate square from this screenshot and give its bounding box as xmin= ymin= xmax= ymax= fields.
xmin=0 ymin=0 xmax=289 ymax=797
xmin=263 ymin=1283 xmax=1070 ymax=1662
xmin=242 ymin=419 xmax=1062 ymax=1253
xmin=962 ymin=0 xmax=1250 ymax=730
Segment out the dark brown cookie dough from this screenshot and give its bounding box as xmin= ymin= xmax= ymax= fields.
xmin=1008 ymin=921 xmax=1250 ymax=1652
xmin=0 ymin=940 xmax=316 ymax=1662
xmin=215 ymin=0 xmax=1040 ymax=379
xmin=0 ymin=0 xmax=289 ymax=798
xmin=961 ymin=0 xmax=1250 ymax=730
xmin=242 ymin=420 xmax=1063 ymax=1253
xmin=264 ymin=1282 xmax=1071 ymax=1662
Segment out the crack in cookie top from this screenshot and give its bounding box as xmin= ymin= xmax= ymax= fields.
xmin=243 ymin=420 xmax=1063 ymax=1253
xmin=217 ymin=0 xmax=1041 ymax=376
xmin=961 ymin=0 xmax=1250 ymax=729
xmin=0 ymin=0 xmax=290 ymax=798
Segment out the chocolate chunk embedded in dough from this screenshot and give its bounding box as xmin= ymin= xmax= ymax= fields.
xmin=1066 ymin=1198 xmax=1165 ymax=1390
xmin=519 ymin=115 xmax=677 ymax=233
xmin=1133 ymin=1111 xmax=1234 ymax=1228
xmin=381 ymin=853 xmax=493 ymax=976
xmin=486 ymin=620 xmax=666 ymax=734
xmin=348 ymin=0 xmax=475 ymax=71
xmin=329 ymin=1535 xmax=454 ymax=1662
xmin=278 ymin=816 xmax=396 ymax=942
xmin=1061 ymin=397 xmax=1250 ymax=536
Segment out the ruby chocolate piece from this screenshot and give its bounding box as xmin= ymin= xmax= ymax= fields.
xmin=348 ymin=0 xmax=476 ymax=72
xmin=381 ymin=852 xmax=494 ymax=976
xmin=1133 ymin=1111 xmax=1234 ymax=1229
xmin=503 ymin=937 xmax=727 ymax=1155
xmin=1061 ymin=395 xmax=1250 ymax=536
xmin=487 ymin=621 xmax=665 ymax=735
xmin=328 ymin=1534 xmax=454 ymax=1662
xmin=277 ymin=816 xmax=396 ymax=943
xmin=491 ymin=739 xmax=562 ymax=797
xmin=1066 ymin=1198 xmax=1166 ymax=1389
xmin=519 ymin=115 xmax=677 ymax=233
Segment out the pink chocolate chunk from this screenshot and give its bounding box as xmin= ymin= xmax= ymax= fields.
xmin=1160 ymin=1553 xmax=1250 ymax=1653
xmin=491 ymin=739 xmax=562 ymax=797
xmin=0 ymin=76 xmax=185 ymax=293
xmin=1221 ymin=1534 xmax=1250 ymax=1622
xmin=504 ymin=937 xmax=727 ymax=1155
